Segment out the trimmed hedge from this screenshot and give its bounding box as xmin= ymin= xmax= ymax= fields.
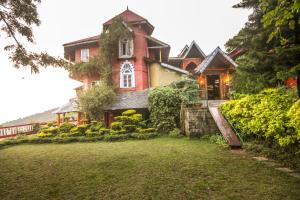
xmin=0 ymin=133 xmax=159 ymax=149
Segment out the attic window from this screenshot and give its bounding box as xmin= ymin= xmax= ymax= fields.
xmin=81 ymin=48 xmax=89 ymax=62
xmin=119 ymin=38 xmax=133 ymax=58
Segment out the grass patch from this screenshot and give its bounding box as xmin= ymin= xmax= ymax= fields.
xmin=0 ymin=138 xmax=299 ymax=199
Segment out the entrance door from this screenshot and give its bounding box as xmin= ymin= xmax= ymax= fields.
xmin=207 ymin=75 xmax=220 ymax=100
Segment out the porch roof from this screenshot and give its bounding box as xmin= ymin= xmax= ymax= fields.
xmin=53 ymin=99 xmax=79 ymax=114
xmin=194 ymin=47 xmax=237 ymax=74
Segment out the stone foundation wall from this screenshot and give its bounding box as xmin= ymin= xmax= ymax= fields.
xmin=181 ymin=104 xmax=219 ymax=137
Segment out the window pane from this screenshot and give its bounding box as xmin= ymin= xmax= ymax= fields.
xmin=123 ymin=75 xmax=128 ymax=87
xmin=127 ymin=75 xmax=132 ymax=87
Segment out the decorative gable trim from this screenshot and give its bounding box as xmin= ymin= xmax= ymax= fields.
xmin=182 ymin=41 xmax=206 ymax=59
xmin=194 ymin=47 xmax=237 ymax=74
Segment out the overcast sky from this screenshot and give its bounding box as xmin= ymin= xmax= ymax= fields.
xmin=0 ymin=0 xmax=251 ymax=124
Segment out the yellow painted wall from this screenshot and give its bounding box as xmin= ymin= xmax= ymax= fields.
xmin=149 ymin=63 xmax=187 ymax=87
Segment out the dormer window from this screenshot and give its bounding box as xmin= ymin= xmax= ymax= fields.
xmin=120 ymin=61 xmax=135 ymax=88
xmin=81 ymin=48 xmax=89 ymax=62
xmin=119 ymin=38 xmax=133 ymax=58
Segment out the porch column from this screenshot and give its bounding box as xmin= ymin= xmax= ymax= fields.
xmin=57 ymin=114 xmax=61 ymax=127
xmin=62 ymin=113 xmax=66 ymax=122
xmin=77 ymin=112 xmax=81 ymax=125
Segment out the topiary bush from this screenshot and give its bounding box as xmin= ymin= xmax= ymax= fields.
xmin=111 ymin=122 xmax=123 ymax=131
xmin=59 ymin=122 xmax=76 ymax=133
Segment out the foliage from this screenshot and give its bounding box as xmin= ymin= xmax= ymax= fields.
xmin=208 ymin=134 xmax=229 ymax=148
xmin=67 ymin=17 xmax=131 ymax=83
xmin=111 ymin=122 xmax=123 ymax=131
xmin=130 ymin=132 xmax=158 ymax=140
xmin=122 ymin=109 xmax=136 ymax=116
xmin=137 ymin=128 xmax=156 ymax=134
xmin=148 ymin=86 xmax=182 ymax=133
xmin=226 ymin=0 xmax=300 ymax=96
xmin=36 ymin=132 xmax=54 ymax=138
xmin=78 ymin=83 xmax=116 ymax=120
xmin=220 ymin=88 xmax=299 ymax=152
xmin=168 ymin=128 xmax=184 ymax=138
xmin=59 ymin=122 xmax=76 ymax=133
xmin=0 ymin=0 xmax=66 ymax=73
xmin=170 ymin=79 xmax=200 ymax=104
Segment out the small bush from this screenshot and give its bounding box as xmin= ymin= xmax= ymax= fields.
xmin=169 ymin=128 xmax=183 ymax=138
xmin=99 ymin=128 xmax=110 ymax=135
xmin=85 ymin=129 xmax=99 ymax=137
xmin=130 ymin=132 xmax=158 ymax=140
xmin=208 ymin=134 xmax=229 ymax=148
xmin=138 ymin=128 xmax=156 ymax=134
xmin=103 ymin=134 xmax=129 ymax=142
xmin=37 ymin=132 xmax=54 ymax=138
xmin=59 ymin=122 xmax=75 ymax=133
xmin=122 ymin=109 xmax=136 ymax=116
xmin=42 ymin=127 xmax=59 ymax=135
xmin=110 ymin=129 xmax=126 ymax=135
xmin=111 ymin=122 xmax=123 ymax=131
xmin=124 ymin=125 xmax=136 ymax=133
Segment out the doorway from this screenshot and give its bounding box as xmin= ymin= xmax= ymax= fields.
xmin=206 ymin=75 xmax=220 ymax=100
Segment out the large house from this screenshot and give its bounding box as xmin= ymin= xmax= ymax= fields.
xmin=54 ymin=8 xmax=237 ymax=126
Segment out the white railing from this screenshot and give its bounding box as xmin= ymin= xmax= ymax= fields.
xmin=0 ymin=123 xmax=36 ymax=138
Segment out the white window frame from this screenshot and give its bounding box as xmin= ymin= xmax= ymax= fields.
xmin=119 ymin=38 xmax=133 ymax=58
xmin=80 ymin=48 xmax=89 ymax=62
xmin=120 ymin=61 xmax=135 ymax=88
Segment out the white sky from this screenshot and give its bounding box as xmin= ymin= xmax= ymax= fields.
xmin=0 ymin=0 xmax=251 ymax=124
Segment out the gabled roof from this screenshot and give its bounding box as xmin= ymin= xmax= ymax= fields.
xmin=182 ymin=41 xmax=206 ymax=59
xmin=194 ymin=47 xmax=237 ymax=74
xmin=178 ymin=45 xmax=189 ymax=57
xmin=63 ymin=35 xmax=99 ymax=47
xmin=103 ymin=8 xmax=154 ymax=34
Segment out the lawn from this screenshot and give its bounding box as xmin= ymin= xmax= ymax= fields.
xmin=0 ymin=138 xmax=299 ymax=200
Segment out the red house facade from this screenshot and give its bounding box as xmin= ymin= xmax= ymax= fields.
xmin=55 ymin=8 xmax=237 ymax=126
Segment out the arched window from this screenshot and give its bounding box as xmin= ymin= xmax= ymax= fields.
xmin=120 ymin=61 xmax=135 ymax=88
xmin=185 ymin=62 xmax=197 ymax=72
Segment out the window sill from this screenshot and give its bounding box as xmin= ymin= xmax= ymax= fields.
xmin=118 ymin=56 xmax=135 ymax=61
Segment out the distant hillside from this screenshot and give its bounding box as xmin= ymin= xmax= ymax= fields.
xmin=1 ymin=108 xmax=58 ymax=127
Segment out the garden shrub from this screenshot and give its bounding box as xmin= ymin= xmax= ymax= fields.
xmin=103 ymin=134 xmax=129 ymax=142
xmin=124 ymin=125 xmax=136 ymax=133
xmin=69 ymin=124 xmax=88 ymax=136
xmin=137 ymin=128 xmax=156 ymax=134
xmin=85 ymin=129 xmax=99 ymax=137
xmin=122 ymin=109 xmax=136 ymax=116
xmin=220 ymin=87 xmax=299 ymax=152
xmin=110 ymin=129 xmax=126 ymax=135
xmin=111 ymin=122 xmax=123 ymax=131
xmin=148 ymin=86 xmax=182 ymax=133
xmin=169 ymin=128 xmax=183 ymax=138
xmin=59 ymin=122 xmax=75 ymax=133
xmin=99 ymin=128 xmax=110 ymax=135
xmin=130 ymin=132 xmax=158 ymax=140
xmin=41 ymin=127 xmax=59 ymax=135
xmin=37 ymin=132 xmax=54 ymax=138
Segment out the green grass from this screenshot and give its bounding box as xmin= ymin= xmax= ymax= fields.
xmin=0 ymin=138 xmax=299 ymax=200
